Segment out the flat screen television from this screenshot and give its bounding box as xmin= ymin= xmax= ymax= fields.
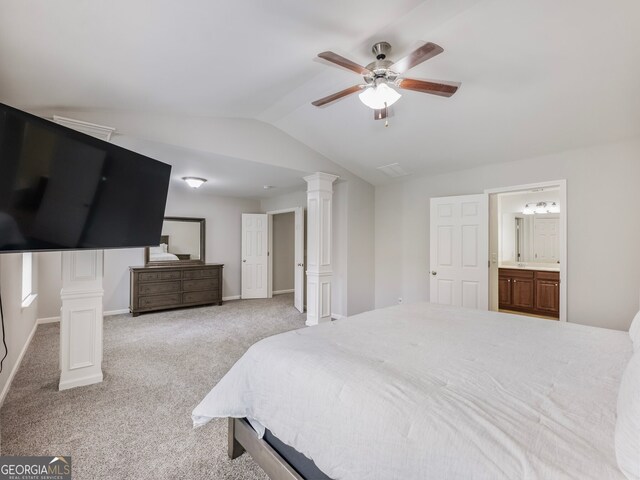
xmin=0 ymin=103 xmax=172 ymax=253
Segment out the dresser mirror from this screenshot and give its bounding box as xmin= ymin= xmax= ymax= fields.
xmin=145 ymin=217 xmax=205 ymax=266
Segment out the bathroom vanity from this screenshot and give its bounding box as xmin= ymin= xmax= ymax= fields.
xmin=498 ymin=267 xmax=559 ymax=319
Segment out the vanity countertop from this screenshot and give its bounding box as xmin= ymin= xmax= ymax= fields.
xmin=499 ymin=263 xmax=560 ymax=272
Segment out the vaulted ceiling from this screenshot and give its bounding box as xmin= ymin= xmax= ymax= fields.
xmin=1 ymin=0 xmax=639 ymax=185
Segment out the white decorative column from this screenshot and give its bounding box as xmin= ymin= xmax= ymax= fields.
xmin=53 ymin=116 xmax=113 ymax=391
xmin=59 ymin=250 xmax=104 ymax=390
xmin=304 ymin=173 xmax=338 ymax=326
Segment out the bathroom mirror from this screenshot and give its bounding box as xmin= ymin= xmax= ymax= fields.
xmin=145 ymin=217 xmax=205 ymax=266
xmin=502 ymin=214 xmax=559 ymax=264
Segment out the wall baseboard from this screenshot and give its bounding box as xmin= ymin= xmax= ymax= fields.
xmin=222 ymin=295 xmax=241 ymax=301
xmin=0 ymin=320 xmax=38 ymax=407
xmin=331 ymin=313 xmax=346 ymax=320
xmin=37 ymin=308 xmax=129 ymax=325
xmin=273 ymin=289 xmax=294 ymax=295
xmin=37 ymin=316 xmax=60 ymax=324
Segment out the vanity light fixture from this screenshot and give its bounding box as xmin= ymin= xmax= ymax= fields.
xmin=522 ymin=201 xmax=560 ymax=215
xmin=182 ymin=177 xmax=207 ymax=189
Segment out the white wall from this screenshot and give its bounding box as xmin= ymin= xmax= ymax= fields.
xmin=375 ymin=137 xmax=640 ymax=331
xmin=37 ymin=188 xmax=260 ymax=318
xmin=272 ymin=212 xmax=295 ymax=292
xmin=0 ymin=254 xmax=39 ymax=407
xmin=346 ymin=179 xmax=375 ymax=316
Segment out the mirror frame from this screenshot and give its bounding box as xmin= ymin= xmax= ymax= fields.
xmin=145 ymin=216 xmax=206 ymax=266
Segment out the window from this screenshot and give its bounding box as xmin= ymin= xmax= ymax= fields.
xmin=22 ymin=252 xmax=35 ymax=307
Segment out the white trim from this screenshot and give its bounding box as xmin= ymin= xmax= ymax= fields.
xmin=223 ymin=295 xmax=241 ymax=301
xmin=273 ymin=289 xmax=294 ymax=295
xmin=266 ymin=207 xmax=301 ymax=215
xmin=265 ymin=206 xmax=305 ymax=313
xmin=21 ymin=293 xmax=37 ymax=309
xmin=52 ymin=115 xmax=116 ymax=142
xmin=37 ymin=316 xmax=60 ymax=324
xmin=58 ymin=372 xmax=104 ymax=391
xmin=0 ymin=320 xmax=38 ymax=407
xmin=485 ymin=179 xmax=567 ymax=323
xmin=37 ymin=308 xmax=128 ymax=324
xmin=331 ymin=313 xmax=345 ymax=320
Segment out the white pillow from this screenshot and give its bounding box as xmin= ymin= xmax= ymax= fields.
xmin=149 ymin=245 xmax=163 ymax=255
xmin=616 ymin=352 xmax=640 ymax=480
xmin=160 ymin=243 xmax=168 ymax=253
xmin=630 ymin=311 xmax=640 ymax=352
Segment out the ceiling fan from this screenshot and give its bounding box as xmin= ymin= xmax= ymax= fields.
xmin=312 ymin=41 xmax=460 ymax=122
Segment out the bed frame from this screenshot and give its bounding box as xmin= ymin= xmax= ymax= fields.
xmin=228 ymin=418 xmax=304 ymax=480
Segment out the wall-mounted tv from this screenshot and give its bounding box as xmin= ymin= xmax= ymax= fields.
xmin=0 ymin=103 xmax=171 ymax=253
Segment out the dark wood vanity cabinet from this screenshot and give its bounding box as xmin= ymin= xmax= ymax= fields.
xmin=499 ymin=268 xmax=559 ymax=318
xmin=130 ymin=264 xmax=223 ymax=316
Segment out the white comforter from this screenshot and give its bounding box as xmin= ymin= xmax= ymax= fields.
xmin=149 ymin=252 xmax=179 ymax=261
xmin=193 ymin=302 xmax=632 ymax=480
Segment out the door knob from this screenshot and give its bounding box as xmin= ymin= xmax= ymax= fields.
xmin=242 ymin=259 xmax=246 ymax=263
xmin=431 ymin=271 xmax=437 ymax=276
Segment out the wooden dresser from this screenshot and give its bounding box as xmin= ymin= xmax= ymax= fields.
xmin=129 ymin=263 xmax=223 ymax=316
xmin=498 ymin=268 xmax=559 ymax=318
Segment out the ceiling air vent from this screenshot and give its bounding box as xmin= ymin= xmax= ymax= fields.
xmin=377 ymin=163 xmax=409 ymax=178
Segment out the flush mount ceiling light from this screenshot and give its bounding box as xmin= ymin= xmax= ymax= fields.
xmin=182 ymin=177 xmax=207 ymax=189
xmin=522 ymin=201 xmax=560 ymax=215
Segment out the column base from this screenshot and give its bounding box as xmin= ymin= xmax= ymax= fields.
xmin=59 ymin=371 xmax=103 ymax=391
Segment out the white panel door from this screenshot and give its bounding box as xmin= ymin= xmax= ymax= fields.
xmin=533 ymin=217 xmax=559 ymax=263
xmin=430 ymin=194 xmax=488 ymax=310
xmin=242 ymin=214 xmax=268 ymax=299
xmin=293 ymin=207 xmax=305 ymax=313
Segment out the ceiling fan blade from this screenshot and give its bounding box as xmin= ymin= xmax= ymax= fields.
xmin=397 ymin=78 xmax=460 ymax=97
xmin=311 ymin=85 xmax=364 ymax=107
xmin=374 ymin=108 xmax=387 ymax=120
xmin=390 ymin=42 xmax=444 ymax=74
xmin=318 ymin=51 xmax=372 ymax=75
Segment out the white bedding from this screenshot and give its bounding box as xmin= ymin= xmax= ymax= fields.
xmin=193 ymin=302 xmax=633 ymax=480
xmin=149 ymin=252 xmax=179 ymax=261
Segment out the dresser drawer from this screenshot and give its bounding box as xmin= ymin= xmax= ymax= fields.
xmin=535 ymin=271 xmax=559 ymax=281
xmin=183 ymin=290 xmax=218 ymax=304
xmin=138 ymin=270 xmax=181 ymax=282
xmin=138 ymin=293 xmax=181 ymax=309
xmin=183 ymin=278 xmax=219 ymax=292
xmin=183 ymin=268 xmax=219 ymax=279
xmin=138 ymin=281 xmax=181 ymax=296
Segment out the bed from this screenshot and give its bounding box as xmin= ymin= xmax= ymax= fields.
xmin=148 ymin=235 xmax=180 ymax=262
xmin=193 ymin=302 xmax=637 ymax=480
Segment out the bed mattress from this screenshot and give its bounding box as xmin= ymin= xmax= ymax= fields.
xmin=193 ymin=302 xmax=632 ymax=479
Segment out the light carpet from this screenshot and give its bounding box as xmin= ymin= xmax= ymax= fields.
xmin=0 ymin=294 xmax=306 ymax=479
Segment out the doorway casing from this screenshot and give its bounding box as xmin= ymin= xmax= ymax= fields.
xmin=266 ymin=207 xmax=305 ymax=313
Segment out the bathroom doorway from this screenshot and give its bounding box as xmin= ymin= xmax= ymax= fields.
xmin=486 ymin=181 xmax=567 ymax=322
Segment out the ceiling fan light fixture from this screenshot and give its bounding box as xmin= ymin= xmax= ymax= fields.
xmin=182 ymin=177 xmax=207 ymax=189
xmin=358 ymin=83 xmax=401 ymax=110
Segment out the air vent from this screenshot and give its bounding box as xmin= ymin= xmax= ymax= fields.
xmin=53 ymin=115 xmax=116 ymax=142
xmin=377 ymin=163 xmax=409 ymax=178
